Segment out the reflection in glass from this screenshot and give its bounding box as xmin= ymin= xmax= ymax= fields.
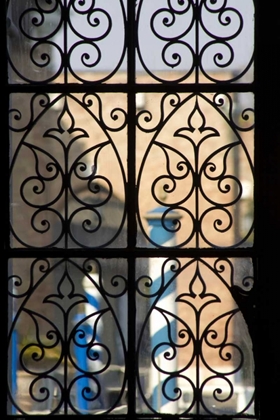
xmin=7 ymin=0 xmax=127 ymax=84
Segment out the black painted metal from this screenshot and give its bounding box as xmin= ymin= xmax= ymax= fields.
xmin=136 ymin=0 xmax=253 ymax=84
xmin=4 ymin=0 xmax=266 ymax=419
xmin=9 ymin=92 xmax=127 ymax=249
xmin=136 ymin=91 xmax=254 ymax=248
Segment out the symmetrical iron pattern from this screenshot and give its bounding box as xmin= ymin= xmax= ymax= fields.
xmin=136 ymin=0 xmax=254 ymax=83
xmin=6 ymin=0 xmax=256 ymax=418
xmin=136 ymin=257 xmax=255 ymax=415
xmin=137 ymin=92 xmax=254 ymax=247
xmin=8 ymin=258 xmax=127 ymax=414
xmin=7 ymin=0 xmax=126 ymax=83
xmin=6 ymin=0 xmax=253 ymax=84
xmin=9 ymin=93 xmax=127 ymax=248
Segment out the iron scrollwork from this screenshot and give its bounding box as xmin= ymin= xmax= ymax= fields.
xmin=136 ymin=257 xmax=255 ymax=415
xmin=7 ymin=0 xmax=126 ymax=83
xmin=9 ymin=92 xmax=127 ymax=248
xmin=137 ymin=0 xmax=254 ymax=83
xmin=8 ymin=258 xmax=127 ymax=414
xmin=137 ymin=92 xmax=254 ymax=248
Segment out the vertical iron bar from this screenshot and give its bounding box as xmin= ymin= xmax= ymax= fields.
xmin=127 ymin=0 xmax=137 ymax=416
xmin=3 ymin=0 xmax=13 ymax=415
xmin=195 ymin=0 xmax=199 ymax=84
xmin=254 ymin=1 xmax=280 ymax=419
xmin=63 ymin=0 xmax=68 ymax=85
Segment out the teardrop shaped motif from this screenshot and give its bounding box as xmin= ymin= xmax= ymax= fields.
xmin=137 ymin=93 xmax=254 ymax=248
xmin=10 ymin=93 xmax=126 ymax=248
xmin=137 ymin=257 xmax=254 ymax=415
xmin=8 ymin=258 xmax=127 ymax=414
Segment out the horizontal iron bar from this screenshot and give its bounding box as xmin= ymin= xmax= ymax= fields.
xmin=4 ymin=247 xmax=256 ymax=259
xmin=7 ymin=82 xmax=256 ymax=94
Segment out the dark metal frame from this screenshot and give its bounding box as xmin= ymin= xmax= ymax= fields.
xmin=2 ymin=0 xmax=280 ymax=418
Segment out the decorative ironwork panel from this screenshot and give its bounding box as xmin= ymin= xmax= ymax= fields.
xmin=8 ymin=258 xmax=127 ymax=415
xmin=6 ymin=1 xmax=258 ymax=418
xmin=136 ymin=0 xmax=254 ymax=83
xmin=136 ymin=257 xmax=255 ymax=415
xmin=137 ymin=92 xmax=254 ymax=247
xmin=6 ymin=0 xmax=126 ymax=84
xmin=9 ymin=92 xmax=127 ymax=248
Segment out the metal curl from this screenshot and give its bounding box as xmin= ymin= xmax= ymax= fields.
xmin=21 ymin=174 xmax=46 ymax=199
xmin=35 ymin=0 xmax=60 ymax=14
xmin=213 ymin=257 xmax=234 ymax=286
xmin=103 ymin=275 xmax=127 ymax=298
xmin=136 ymin=110 xmax=154 ymax=132
xmin=242 ymin=275 xmax=254 ymax=291
xmin=136 ymin=275 xmax=156 ymax=298
xmin=19 ymin=8 xmax=45 ymax=41
xmin=168 ymin=0 xmax=193 ymax=15
xmin=213 ymin=93 xmax=255 ymax=132
xmin=200 ymin=148 xmax=243 ymax=206
xmin=200 ymin=40 xmax=235 ymax=71
xmin=161 ymin=208 xmax=182 ymax=234
xmin=162 ymin=375 xmax=181 ymax=402
xmin=19 ymin=150 xmax=63 ymax=206
xmin=19 ymin=323 xmax=62 ymax=374
xmin=87 ymin=344 xmax=110 ymax=372
xmin=151 ymin=2 xmax=194 ymax=41
xmin=162 ymin=40 xmax=195 ymax=70
xmin=8 ymin=275 xmax=27 ymax=298
xmin=82 ymin=258 xmax=101 ymax=277
xmin=82 ymin=93 xmax=127 ymax=132
xmin=152 ymin=341 xmax=177 ymax=373
xmin=201 ymin=1 xmax=243 ymax=40
xmin=29 ymin=376 xmax=55 ymax=404
xmin=9 ymin=93 xmax=51 ymax=133
xmin=151 ymin=144 xmax=193 ymax=203
xmin=68 ymin=41 xmax=101 ymax=70
xmin=29 ymin=209 xmax=64 ymax=246
xmin=200 ymin=207 xmax=233 ymax=243
xmin=81 ymin=209 xmax=102 ymax=233
xmin=200 ymin=375 xmax=235 ymax=413
xmin=71 ymin=0 xmax=96 ymax=15
xmin=69 ymin=374 xmax=101 ymax=405
xmin=87 ymin=9 xmax=112 ymax=40
xmin=29 ymin=40 xmax=62 ymax=73
xmin=136 ymin=93 xmax=181 ymax=133
xmin=169 ymin=258 xmax=182 ymax=273
xmin=107 ymin=107 xmax=127 ymax=132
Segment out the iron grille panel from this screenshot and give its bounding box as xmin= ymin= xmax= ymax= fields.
xmin=6 ymin=0 xmax=257 ymax=418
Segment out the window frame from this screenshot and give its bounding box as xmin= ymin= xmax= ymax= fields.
xmin=2 ymin=1 xmax=280 ymax=418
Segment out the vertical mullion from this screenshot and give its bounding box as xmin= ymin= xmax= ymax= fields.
xmin=3 ymin=1 xmax=11 ymax=415
xmin=63 ymin=0 xmax=68 ymax=85
xmin=127 ymin=0 xmax=137 ymax=416
xmin=254 ymin=0 xmax=280 ymax=418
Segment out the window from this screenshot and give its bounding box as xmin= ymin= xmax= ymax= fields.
xmin=4 ymin=1 xmax=280 ymax=418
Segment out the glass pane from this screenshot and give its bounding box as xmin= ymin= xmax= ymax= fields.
xmin=7 ymin=0 xmax=127 ymax=84
xmin=136 ymin=0 xmax=254 ymax=84
xmin=136 ymin=92 xmax=254 ymax=247
xmin=136 ymin=257 xmax=255 ymax=415
xmin=8 ymin=258 xmax=127 ymax=415
xmin=9 ymin=92 xmax=127 ymax=248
